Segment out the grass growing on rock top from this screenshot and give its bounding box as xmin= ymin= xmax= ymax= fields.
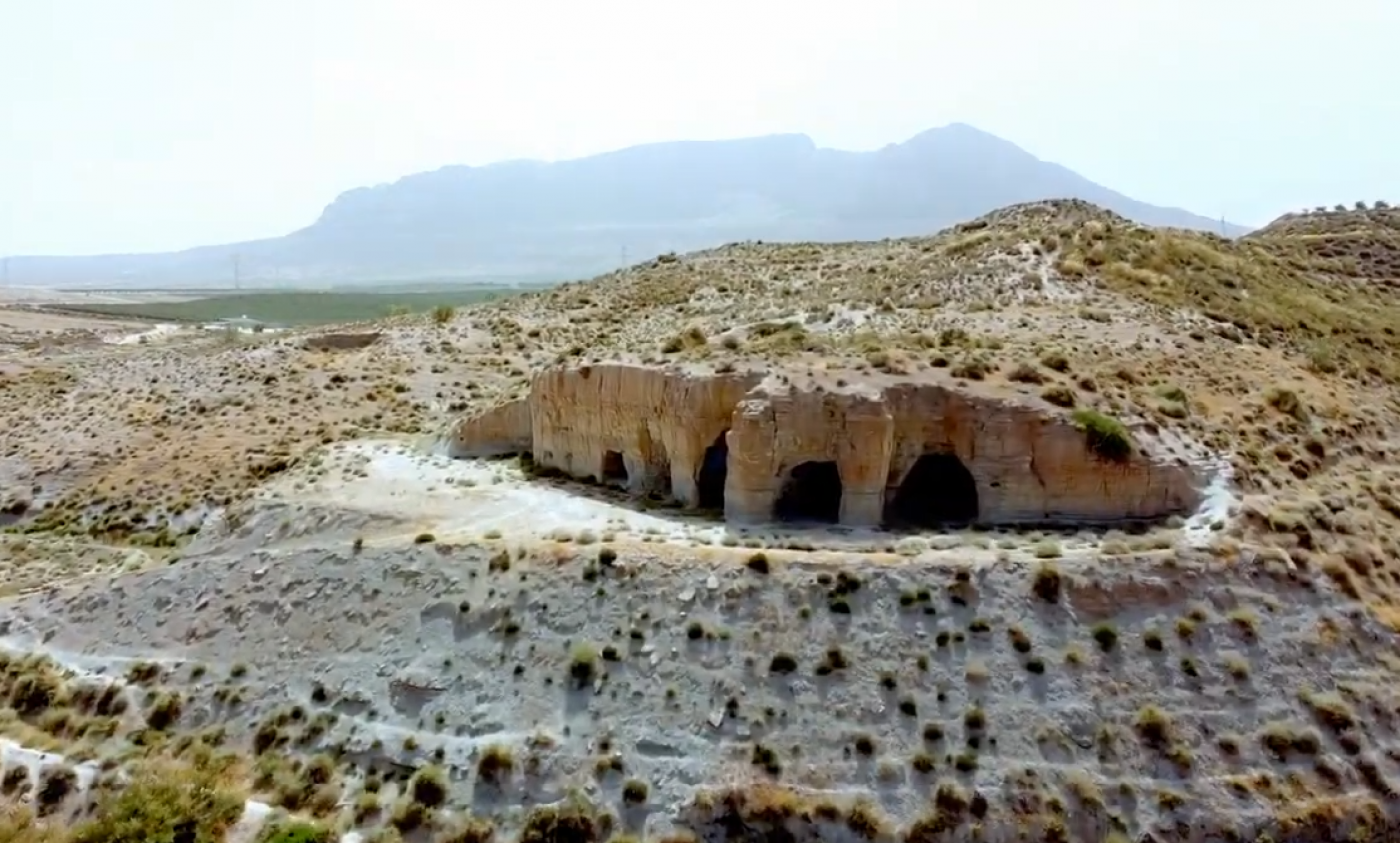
xmin=1070 ymin=408 xmax=1133 ymax=461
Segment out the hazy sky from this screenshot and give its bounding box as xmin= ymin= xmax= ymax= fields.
xmin=2 ymin=0 xmax=1395 ymax=256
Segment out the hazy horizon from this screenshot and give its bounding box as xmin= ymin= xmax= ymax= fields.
xmin=3 ymin=0 xmax=1396 ymax=258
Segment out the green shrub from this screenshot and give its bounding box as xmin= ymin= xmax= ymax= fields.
xmin=519 ymin=800 xmax=605 ymax=843
xmin=390 ymin=797 xmax=429 ymax=833
xmin=259 ymin=820 xmax=334 ymax=843
xmin=144 ymin=691 xmax=183 ymax=730
xmin=1040 ymin=385 xmax=1076 ymax=408
xmin=437 ymin=816 xmax=497 ymax=843
xmin=36 ymin=765 xmax=77 ymax=812
xmin=1264 ymin=386 xmax=1308 ymax=420
xmin=768 ymin=653 xmax=799 ymax=674
xmin=569 ymin=643 xmax=599 ymax=687
xmin=71 ymin=759 xmax=244 ymax=843
xmin=1070 ymin=409 xmax=1133 ymax=462
xmin=1031 ymin=563 xmax=1062 ymax=603
xmin=8 ymin=670 xmax=62 ymax=717
xmin=622 ymin=778 xmax=649 ymax=804
xmin=1091 ymin=623 xmax=1119 ymax=652
xmin=410 ymin=764 xmax=449 ymax=808
xmin=477 ymin=745 xmax=514 ymax=785
xmin=1007 ymin=362 xmax=1046 ymax=384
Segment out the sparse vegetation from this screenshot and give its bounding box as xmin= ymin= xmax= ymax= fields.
xmin=259 ymin=820 xmax=335 ymax=843
xmin=622 ymin=778 xmax=649 ymax=804
xmin=1091 ymin=623 xmax=1119 ymax=652
xmin=410 ymin=764 xmax=450 ymax=807
xmin=68 ymin=757 xmax=245 ymax=843
xmin=431 ymin=304 xmax=456 ymax=326
xmin=569 ymin=642 xmax=599 ymax=687
xmin=5 ymin=197 xmax=1400 ymax=843
xmin=476 ymin=744 xmax=515 ymax=785
xmin=769 ymin=652 xmax=798 ymax=674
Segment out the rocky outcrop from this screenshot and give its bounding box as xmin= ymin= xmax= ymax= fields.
xmin=445 ymin=397 xmax=531 ymax=458
xmin=449 ymin=363 xmax=1204 ymax=528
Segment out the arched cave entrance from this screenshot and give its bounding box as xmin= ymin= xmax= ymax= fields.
xmin=775 ymin=461 xmax=843 ymax=524
xmin=697 ymin=431 xmax=729 ymax=511
xmin=601 ymin=450 xmax=628 ymax=486
xmin=885 ymin=453 xmax=979 ymax=528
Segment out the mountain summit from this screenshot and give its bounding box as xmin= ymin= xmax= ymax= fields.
xmin=11 ymin=124 xmax=1246 ymax=286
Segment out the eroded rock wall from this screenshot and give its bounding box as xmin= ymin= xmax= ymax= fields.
xmin=451 ymin=366 xmax=763 ymax=503
xmin=885 ymin=383 xmax=1195 ymax=524
xmin=449 ymin=363 xmax=1203 ymax=527
xmin=525 ymin=366 xmax=762 ymax=503
xmin=448 ymin=398 xmax=532 ymax=457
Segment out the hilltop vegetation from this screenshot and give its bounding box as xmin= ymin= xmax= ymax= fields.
xmin=1247 ymin=200 xmax=1400 ymax=285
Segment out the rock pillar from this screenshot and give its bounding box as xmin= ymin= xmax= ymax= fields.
xmin=835 ymin=398 xmax=895 ymax=527
xmin=726 ymin=399 xmax=780 ymax=523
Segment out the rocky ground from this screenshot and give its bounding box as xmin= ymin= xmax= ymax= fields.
xmin=3 ymin=200 xmax=1400 ymax=842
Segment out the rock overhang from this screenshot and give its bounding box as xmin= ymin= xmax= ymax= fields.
xmin=448 ymin=362 xmax=1207 ymax=529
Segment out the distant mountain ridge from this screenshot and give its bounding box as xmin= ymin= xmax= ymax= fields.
xmin=8 ymin=124 xmax=1250 ymax=287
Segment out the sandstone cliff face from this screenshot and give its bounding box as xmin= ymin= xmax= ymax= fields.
xmin=447 ymin=397 xmax=532 ymax=457
xmin=449 ymin=364 xmax=1203 ymax=528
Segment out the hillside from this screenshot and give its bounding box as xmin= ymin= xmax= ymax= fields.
xmin=1245 ymin=201 xmax=1400 ymax=285
xmin=7 ymin=124 xmax=1248 ymax=286
xmin=3 ymin=200 xmax=1400 ymax=843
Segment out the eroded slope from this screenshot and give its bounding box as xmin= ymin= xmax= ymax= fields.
xmin=5 ymin=540 xmax=1400 ymax=843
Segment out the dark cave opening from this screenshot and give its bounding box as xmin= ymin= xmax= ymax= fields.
xmin=885 ymin=453 xmax=979 ymax=528
xmin=601 ymin=450 xmax=628 ymax=486
xmin=774 ymin=461 xmax=843 ymax=524
xmin=697 ymin=431 xmax=729 ymax=511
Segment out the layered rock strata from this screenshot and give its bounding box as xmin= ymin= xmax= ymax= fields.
xmin=448 ymin=364 xmax=1203 ymax=528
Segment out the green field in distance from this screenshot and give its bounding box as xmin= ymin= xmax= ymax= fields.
xmin=55 ymin=286 xmax=546 ymax=326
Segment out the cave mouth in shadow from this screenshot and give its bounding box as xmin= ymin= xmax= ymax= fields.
xmin=774 ymin=461 xmax=843 ymax=524
xmin=885 ymin=452 xmax=979 ymax=528
xmin=697 ymin=431 xmax=729 ymax=511
xmin=601 ymin=450 xmax=628 ymax=486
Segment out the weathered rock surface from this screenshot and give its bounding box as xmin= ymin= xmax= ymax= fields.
xmin=449 ymin=363 xmax=1204 ymax=527
xmin=9 ymin=539 xmax=1393 ymax=843
xmin=442 ymin=397 xmax=531 ymax=457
